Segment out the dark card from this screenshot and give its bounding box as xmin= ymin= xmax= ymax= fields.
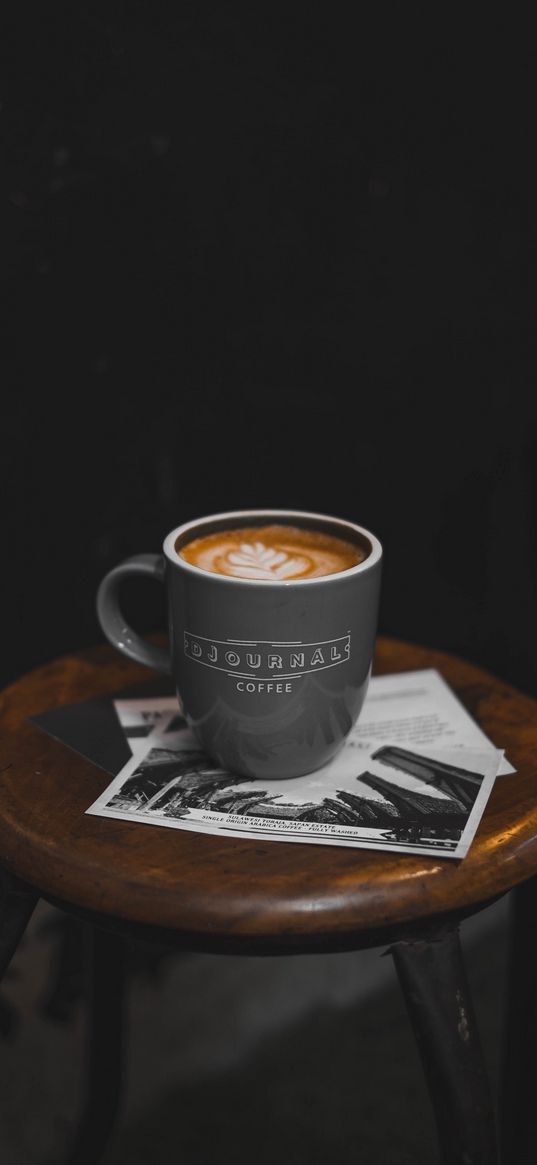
xmin=31 ymin=680 xmax=175 ymax=775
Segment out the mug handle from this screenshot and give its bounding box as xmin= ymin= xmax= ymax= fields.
xmin=96 ymin=554 xmax=172 ymax=675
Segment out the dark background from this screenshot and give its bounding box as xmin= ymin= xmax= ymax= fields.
xmin=0 ymin=14 xmax=535 ymax=1163
xmin=3 ymin=6 xmax=536 ymax=694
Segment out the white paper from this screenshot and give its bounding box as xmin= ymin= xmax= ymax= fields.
xmin=88 ymin=670 xmax=513 ymax=859
xmin=350 ymin=669 xmax=514 ymax=774
xmin=114 ymin=697 xmax=185 ymax=754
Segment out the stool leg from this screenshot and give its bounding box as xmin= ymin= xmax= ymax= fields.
xmin=500 ymin=877 xmax=537 ymax=1165
xmin=391 ymin=924 xmax=499 ymax=1165
xmin=63 ymin=924 xmax=126 ymax=1165
xmin=0 ymin=871 xmax=38 ymax=981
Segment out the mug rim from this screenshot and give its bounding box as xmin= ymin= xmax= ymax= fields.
xmin=163 ymin=508 xmax=382 ymax=586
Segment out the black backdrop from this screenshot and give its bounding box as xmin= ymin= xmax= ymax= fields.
xmin=3 ymin=6 xmax=536 ymax=694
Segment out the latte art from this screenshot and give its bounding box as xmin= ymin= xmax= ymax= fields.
xmin=224 ymin=541 xmax=310 ymax=580
xmin=178 ymin=524 xmax=366 ymax=580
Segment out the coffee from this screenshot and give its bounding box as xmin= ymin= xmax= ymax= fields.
xmin=98 ymin=509 xmax=382 ymax=778
xmin=178 ymin=523 xmax=366 ymax=581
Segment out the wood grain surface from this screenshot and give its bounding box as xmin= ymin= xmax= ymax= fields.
xmin=1 ymin=639 xmax=536 ymax=946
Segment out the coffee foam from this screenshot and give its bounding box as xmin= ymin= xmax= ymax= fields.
xmin=178 ymin=524 xmax=366 ymax=581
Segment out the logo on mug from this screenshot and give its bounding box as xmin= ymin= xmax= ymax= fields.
xmin=184 ymin=632 xmax=351 ymax=693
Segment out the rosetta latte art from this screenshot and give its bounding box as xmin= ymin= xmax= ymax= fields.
xmin=224 ymin=541 xmax=311 ymax=580
xmin=178 ymin=523 xmax=366 ymax=580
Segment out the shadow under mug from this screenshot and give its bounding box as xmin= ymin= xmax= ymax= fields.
xmin=96 ymin=509 xmax=383 ymax=779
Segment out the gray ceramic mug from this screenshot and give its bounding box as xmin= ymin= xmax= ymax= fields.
xmin=96 ymin=509 xmax=382 ymax=779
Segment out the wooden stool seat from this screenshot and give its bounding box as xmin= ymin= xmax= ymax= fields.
xmin=1 ymin=637 xmax=537 ymax=951
xmin=2 ymin=637 xmax=537 ymax=1164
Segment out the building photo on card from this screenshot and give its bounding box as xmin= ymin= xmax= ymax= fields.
xmin=87 ymin=669 xmax=510 ymax=859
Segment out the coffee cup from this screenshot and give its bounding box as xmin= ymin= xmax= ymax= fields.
xmin=96 ymin=509 xmax=382 ymax=779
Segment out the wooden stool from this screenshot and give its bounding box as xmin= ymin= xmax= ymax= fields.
xmin=1 ymin=638 xmax=537 ymax=1165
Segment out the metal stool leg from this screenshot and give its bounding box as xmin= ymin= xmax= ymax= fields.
xmin=64 ymin=924 xmax=126 ymax=1165
xmin=501 ymin=877 xmax=537 ymax=1165
xmin=391 ymin=924 xmax=499 ymax=1165
xmin=0 ymin=871 xmax=38 ymax=982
